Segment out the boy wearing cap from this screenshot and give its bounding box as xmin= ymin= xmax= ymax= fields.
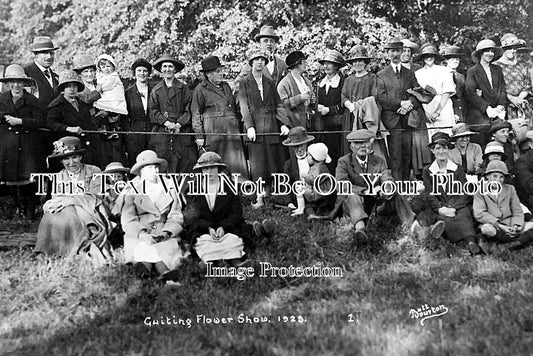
xmin=474 ymin=160 xmax=533 ymax=250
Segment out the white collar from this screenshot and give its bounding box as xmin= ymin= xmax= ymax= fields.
xmin=35 ymin=61 xmax=51 ymax=73
xmin=428 ymin=160 xmax=458 ymax=174
xmin=319 ymin=74 xmax=341 ymax=88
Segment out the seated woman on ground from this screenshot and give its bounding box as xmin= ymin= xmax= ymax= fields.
xmin=35 ymin=136 xmax=111 ymax=258
xmin=183 ymin=152 xmax=275 ymax=269
xmin=473 ymin=160 xmax=533 ymax=251
xmin=118 ymin=150 xmax=189 ymax=281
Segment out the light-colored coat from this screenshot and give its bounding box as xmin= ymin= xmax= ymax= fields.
xmin=473 ymin=183 xmax=524 ymax=227
xmin=277 ymin=72 xmax=315 ymax=129
xmin=448 ymin=142 xmax=483 ymax=175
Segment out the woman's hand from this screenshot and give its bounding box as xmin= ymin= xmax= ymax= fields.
xmin=247 ymin=127 xmax=256 ymax=141
xmin=280 ymin=125 xmax=290 ymax=135
xmin=43 ymin=199 xmax=65 ymax=214
xmin=438 ymin=207 xmax=456 ymax=218
xmin=66 ymin=126 xmax=83 ymax=135
xmin=317 ymin=104 xmax=329 ymax=116
xmin=4 ymin=115 xmax=22 ymax=126
xmin=209 ymin=227 xmax=218 ymax=239
xmin=139 ymin=231 xmax=155 ymax=244
xmin=344 ymin=101 xmax=355 ymax=113
xmin=216 ymin=227 xmax=225 ymax=239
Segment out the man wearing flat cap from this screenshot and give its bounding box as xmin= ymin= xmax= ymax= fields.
xmin=24 ymin=36 xmax=60 ymax=108
xmin=332 ymin=129 xmax=416 ymax=239
xmin=234 ymin=25 xmax=288 ymax=93
xmin=377 ymin=37 xmax=423 ymax=181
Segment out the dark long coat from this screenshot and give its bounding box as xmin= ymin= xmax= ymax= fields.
xmin=125 ymin=83 xmax=152 ymax=167
xmin=0 ymin=91 xmax=46 ymax=181
xmin=46 ymin=95 xmax=106 ymax=169
xmin=465 ymin=63 xmax=507 ymax=144
xmin=515 ymin=150 xmax=533 ymax=211
xmin=148 ymin=79 xmax=197 ymax=173
xmin=183 ymin=181 xmax=254 ymax=254
xmin=191 ymin=80 xmax=247 ymax=177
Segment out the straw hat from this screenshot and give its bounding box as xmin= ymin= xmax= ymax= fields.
xmin=103 ymin=162 xmax=130 ymax=174
xmin=451 ymin=123 xmax=478 ymax=138
xmin=131 ymin=150 xmax=168 ymax=175
xmin=471 ymin=39 xmax=503 ymax=62
xmin=48 ymin=136 xmax=85 ymax=159
xmin=384 ymin=37 xmax=404 ymax=50
xmin=318 ymin=49 xmax=346 ymax=67
xmin=401 ymin=39 xmax=420 ymax=52
xmin=57 ymin=70 xmax=85 ymax=92
xmin=413 ymin=44 xmax=443 ymax=62
xmin=193 ymin=151 xmax=227 ymax=170
xmin=346 ymin=45 xmax=373 ymax=63
xmin=247 ymin=48 xmax=269 ymax=65
xmin=483 ymin=160 xmax=510 ymax=177
xmin=0 ymin=64 xmax=36 ymax=86
xmin=72 ymin=54 xmax=96 ymax=73
xmin=483 ymin=142 xmax=507 ymax=161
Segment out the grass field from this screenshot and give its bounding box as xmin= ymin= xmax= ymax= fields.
xmin=1 ymin=200 xmax=533 ymax=356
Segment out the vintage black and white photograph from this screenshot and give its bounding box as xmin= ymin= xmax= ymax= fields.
xmin=0 ymin=0 xmax=532 ymax=355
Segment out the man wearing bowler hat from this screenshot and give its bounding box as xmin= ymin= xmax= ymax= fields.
xmin=234 ymin=25 xmax=288 ymax=92
xmin=332 ymin=129 xmax=416 ymax=240
xmin=24 ymin=36 xmax=60 ymax=108
xmin=377 ymin=37 xmax=422 ymax=181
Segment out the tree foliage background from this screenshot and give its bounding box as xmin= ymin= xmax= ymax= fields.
xmin=0 ymin=0 xmax=530 ymax=83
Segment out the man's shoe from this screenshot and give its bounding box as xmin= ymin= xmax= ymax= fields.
xmin=354 ymin=229 xmax=369 ymax=241
xmin=468 ymin=241 xmax=482 ymax=256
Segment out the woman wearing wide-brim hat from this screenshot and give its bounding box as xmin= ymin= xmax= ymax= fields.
xmin=341 ymin=44 xmax=387 ymax=161
xmin=448 ymin=123 xmax=483 ymax=176
xmin=148 ymin=53 xmax=197 ymax=174
xmin=414 ymin=44 xmax=455 ymax=143
xmin=47 ymin=70 xmax=107 ymax=168
xmin=494 ymin=33 xmax=533 ymax=121
xmin=119 ymin=150 xmax=189 ymax=281
xmin=183 ymin=151 xmax=274 ymax=269
xmin=465 ymin=39 xmax=508 ymax=145
xmin=421 ymin=131 xmax=481 ymax=255
xmin=277 ymin=50 xmax=315 ymax=129
xmin=237 ymin=47 xmax=290 ymax=208
xmin=0 ymin=64 xmax=45 ymax=219
xmin=191 ymin=55 xmax=248 ymax=179
xmin=316 ymin=49 xmax=346 ymax=170
xmin=35 ymin=136 xmax=112 ymax=259
xmin=72 ymin=54 xmax=103 ymax=105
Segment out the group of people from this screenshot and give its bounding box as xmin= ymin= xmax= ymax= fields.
xmin=1 ymin=25 xmax=533 ymax=279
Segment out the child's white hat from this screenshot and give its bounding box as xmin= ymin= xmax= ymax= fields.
xmin=308 ymin=143 xmax=332 ymax=164
xmin=95 ymin=54 xmax=117 ymax=69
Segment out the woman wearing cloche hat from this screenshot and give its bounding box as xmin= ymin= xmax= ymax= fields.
xmin=191 ymin=55 xmax=248 ymax=179
xmin=119 ymin=150 xmax=189 ymax=281
xmin=465 ymin=39 xmax=508 ymax=145
xmin=183 ymin=151 xmax=275 ymax=269
xmin=35 ymin=136 xmax=111 ymax=259
xmin=0 ymin=64 xmax=45 ymax=219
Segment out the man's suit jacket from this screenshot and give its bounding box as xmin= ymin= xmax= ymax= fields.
xmin=376 ymin=65 xmax=421 ymax=129
xmin=335 ymin=153 xmax=391 ymax=194
xmin=24 ymin=62 xmax=59 ymax=108
xmin=465 ymin=63 xmax=507 ymax=125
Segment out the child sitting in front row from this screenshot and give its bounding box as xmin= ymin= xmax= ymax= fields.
xmin=93 ymin=54 xmax=128 ymax=139
xmin=292 ymin=142 xmax=336 ymax=218
xmin=473 ymin=160 xmax=533 ymax=251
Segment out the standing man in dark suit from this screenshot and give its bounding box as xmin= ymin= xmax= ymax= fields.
xmin=24 ymin=36 xmax=59 ymax=109
xmin=234 ymin=25 xmax=288 ymax=92
xmin=377 ymin=37 xmax=422 ymax=181
xmin=125 ymin=58 xmax=153 ymax=167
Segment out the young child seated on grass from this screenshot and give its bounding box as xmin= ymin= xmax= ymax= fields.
xmin=292 ymin=142 xmax=336 ymax=218
xmin=473 ymin=160 xmax=533 ymax=251
xmin=93 ymin=54 xmax=128 ymax=139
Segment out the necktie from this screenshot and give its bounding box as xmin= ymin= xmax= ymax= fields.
xmin=44 ymin=69 xmax=51 ymax=79
xmin=395 ymin=66 xmax=400 ymax=78
xmin=70 ymin=100 xmax=79 ymax=112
